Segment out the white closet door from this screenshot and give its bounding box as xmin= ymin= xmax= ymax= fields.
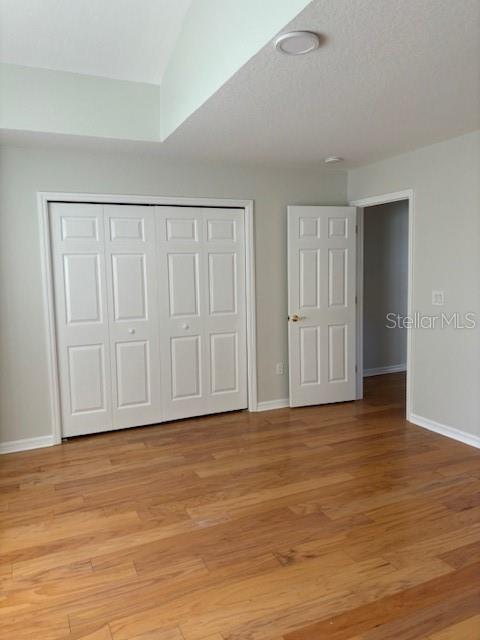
xmin=50 ymin=203 xmax=113 ymax=436
xmin=104 ymin=205 xmax=163 ymax=428
xmin=156 ymin=207 xmax=247 ymax=421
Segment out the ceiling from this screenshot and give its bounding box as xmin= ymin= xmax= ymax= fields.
xmin=0 ymin=0 xmax=479 ymax=168
xmin=162 ymin=0 xmax=480 ymax=166
xmin=0 ymin=0 xmax=190 ymax=84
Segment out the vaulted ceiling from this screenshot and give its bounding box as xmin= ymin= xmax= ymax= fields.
xmin=1 ymin=0 xmax=479 ymax=167
xmin=0 ymin=0 xmax=190 ymax=84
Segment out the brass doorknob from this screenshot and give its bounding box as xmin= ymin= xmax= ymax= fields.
xmin=288 ymin=314 xmax=304 ymax=322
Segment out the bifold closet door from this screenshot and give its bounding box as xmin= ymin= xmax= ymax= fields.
xmin=51 ymin=202 xmax=248 ymax=436
xmin=50 ymin=203 xmax=113 ymax=436
xmin=103 ymin=205 xmax=162 ymax=428
xmin=156 ymin=207 xmax=248 ymax=421
xmin=51 ymin=203 xmax=162 ymax=437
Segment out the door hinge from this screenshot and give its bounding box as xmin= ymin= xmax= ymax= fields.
xmin=355 ymin=224 xmax=358 ymax=234
xmin=355 ymin=295 xmax=358 ymax=304
xmin=355 ymin=364 xmax=358 ymax=373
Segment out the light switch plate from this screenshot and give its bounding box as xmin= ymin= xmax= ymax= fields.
xmin=432 ymin=290 xmax=445 ymax=306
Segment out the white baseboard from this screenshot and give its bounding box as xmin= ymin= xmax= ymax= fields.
xmin=409 ymin=413 xmax=480 ymax=449
xmin=4 ymin=413 xmax=477 ymax=453
xmin=256 ymin=398 xmax=289 ymax=412
xmin=0 ymin=435 xmax=56 ymax=454
xmin=363 ymin=363 xmax=407 ymax=377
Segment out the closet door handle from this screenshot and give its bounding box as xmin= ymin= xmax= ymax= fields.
xmin=288 ymin=314 xmax=306 ymax=322
xmin=128 ymin=328 xmax=135 ymax=335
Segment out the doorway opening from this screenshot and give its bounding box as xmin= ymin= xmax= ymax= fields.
xmin=351 ymin=191 xmax=414 ymax=420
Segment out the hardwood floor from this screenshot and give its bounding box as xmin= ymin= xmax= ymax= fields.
xmin=1 ymin=373 xmax=479 ymax=640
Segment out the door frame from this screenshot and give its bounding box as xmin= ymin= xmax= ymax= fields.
xmin=349 ymin=189 xmax=415 ymax=420
xmin=38 ymin=191 xmax=257 ymax=445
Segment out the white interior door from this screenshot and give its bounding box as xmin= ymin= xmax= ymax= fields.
xmin=156 ymin=207 xmax=247 ymax=421
xmin=288 ymin=206 xmax=356 ymax=407
xmin=50 ymin=203 xmax=113 ymax=436
xmin=103 ymin=205 xmax=162 ymax=428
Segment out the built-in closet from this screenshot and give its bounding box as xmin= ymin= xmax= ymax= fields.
xmin=50 ymin=203 xmax=247 ymax=437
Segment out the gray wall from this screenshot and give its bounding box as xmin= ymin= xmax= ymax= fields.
xmin=2 ymin=130 xmax=478 ymax=445
xmin=0 ymin=143 xmax=346 ymax=443
xmin=349 ymin=130 xmax=480 ymax=438
xmin=363 ymin=201 xmax=408 ymax=372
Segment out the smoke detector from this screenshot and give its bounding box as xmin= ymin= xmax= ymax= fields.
xmin=324 ymin=156 xmax=344 ymax=164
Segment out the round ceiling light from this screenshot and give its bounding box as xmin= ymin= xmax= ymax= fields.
xmin=274 ymin=31 xmax=321 ymax=56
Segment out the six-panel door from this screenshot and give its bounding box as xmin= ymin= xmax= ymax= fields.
xmin=288 ymin=206 xmax=356 ymax=407
xmin=103 ymin=205 xmax=163 ymax=428
xmin=156 ymin=207 xmax=247 ymax=421
xmin=50 ymin=203 xmax=248 ymax=437
xmin=50 ymin=204 xmax=113 ymax=436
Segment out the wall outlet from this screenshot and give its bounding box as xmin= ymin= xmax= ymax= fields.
xmin=276 ymin=362 xmax=284 ymax=375
xmin=432 ymin=290 xmax=445 ymax=306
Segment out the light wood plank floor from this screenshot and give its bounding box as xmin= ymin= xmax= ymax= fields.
xmin=1 ymin=373 xmax=479 ymax=640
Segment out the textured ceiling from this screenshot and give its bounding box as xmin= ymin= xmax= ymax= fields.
xmin=0 ymin=0 xmax=190 ymax=84
xmin=1 ymin=0 xmax=478 ymax=168
xmin=161 ymin=0 xmax=480 ymax=166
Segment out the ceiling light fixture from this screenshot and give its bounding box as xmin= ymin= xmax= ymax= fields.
xmin=324 ymin=156 xmax=344 ymax=164
xmin=274 ymin=31 xmax=321 ymax=56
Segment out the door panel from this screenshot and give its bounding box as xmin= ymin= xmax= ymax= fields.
xmin=288 ymin=206 xmax=356 ymax=407
xmin=166 ymin=217 xmax=198 ymax=241
xmin=115 ymin=340 xmax=151 ymax=407
xmin=328 ymin=248 xmax=347 ymax=307
xmin=157 ymin=207 xmax=247 ymax=421
xmin=328 ymin=215 xmax=349 ymax=238
xmin=300 ymin=326 xmax=321 ymax=385
xmin=109 ymin=217 xmax=145 ymax=241
xmin=299 ymin=249 xmax=320 ymax=308
xmin=63 ymin=254 xmax=102 ymax=324
xmin=111 ymin=254 xmax=147 ymax=321
xmin=104 ymin=205 xmax=162 ymax=428
xmin=208 ymin=253 xmax=237 ymax=314
xmin=67 ymin=344 xmax=106 ymax=414
xmin=207 ymin=219 xmax=236 ymax=241
xmin=210 ymin=332 xmax=238 ymax=394
xmin=328 ymin=324 xmax=347 ymax=381
xmin=171 ymin=335 xmax=202 ymax=399
xmin=61 ymin=216 xmax=99 ymax=241
xmin=299 ymin=216 xmax=320 ymax=238
xmin=167 ymin=253 xmax=200 ymax=317
xmin=50 ymin=203 xmax=113 ymax=436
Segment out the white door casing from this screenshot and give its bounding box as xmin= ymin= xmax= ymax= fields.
xmin=50 ymin=203 xmax=113 ymax=436
xmin=103 ymin=205 xmax=163 ymax=428
xmin=156 ymin=207 xmax=247 ymax=421
xmin=288 ymin=206 xmax=356 ymax=407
